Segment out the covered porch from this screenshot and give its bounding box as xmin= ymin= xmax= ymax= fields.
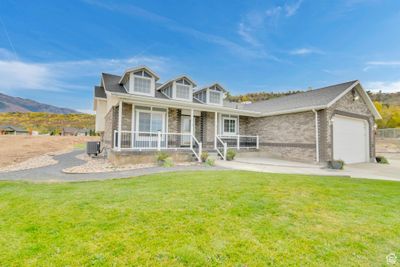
xmin=110 ymin=101 xmax=259 ymax=161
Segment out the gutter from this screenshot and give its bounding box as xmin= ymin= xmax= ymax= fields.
xmin=312 ymin=109 xmax=320 ymax=162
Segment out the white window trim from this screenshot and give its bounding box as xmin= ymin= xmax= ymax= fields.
xmin=207 ymin=89 xmax=223 ymax=106
xmin=129 ymin=72 xmax=155 ymax=96
xmin=135 ymin=109 xmax=166 ymax=133
xmin=173 ymin=81 xmax=193 ymax=102
xmin=175 ymin=84 xmax=192 ymax=101
xmin=222 ymin=117 xmax=237 ymax=136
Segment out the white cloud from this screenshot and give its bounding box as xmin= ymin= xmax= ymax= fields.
xmin=85 ymin=0 xmax=267 ymax=59
xmin=237 ymin=1 xmax=303 ymax=46
xmin=237 ymin=23 xmax=261 ymax=47
xmin=290 ymin=47 xmax=323 ymax=55
xmin=285 ymin=0 xmax=303 ymax=17
xmin=363 ymin=61 xmax=400 ymax=71
xmin=0 ymin=49 xmax=169 ymax=92
xmin=365 ymin=81 xmax=400 ymax=93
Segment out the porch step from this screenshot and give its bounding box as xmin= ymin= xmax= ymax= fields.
xmin=191 ymin=150 xmax=222 ymax=161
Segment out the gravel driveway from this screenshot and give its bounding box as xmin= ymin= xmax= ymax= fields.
xmin=0 ymin=150 xmax=225 ymax=182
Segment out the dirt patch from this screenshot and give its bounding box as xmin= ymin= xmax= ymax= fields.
xmin=376 ymin=138 xmax=400 ymax=153
xmin=0 ymin=154 xmax=58 ymax=173
xmin=0 ymin=136 xmax=99 ymax=168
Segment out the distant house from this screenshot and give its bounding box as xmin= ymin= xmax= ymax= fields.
xmin=0 ymin=125 xmax=29 ymax=135
xmin=62 ymin=127 xmax=90 ymax=136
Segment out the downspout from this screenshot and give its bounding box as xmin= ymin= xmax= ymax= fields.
xmin=312 ymin=109 xmax=320 ymax=162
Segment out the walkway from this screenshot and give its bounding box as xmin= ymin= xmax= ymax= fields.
xmin=0 ymin=150 xmax=225 ymax=182
xmin=216 ymin=155 xmax=400 ymax=182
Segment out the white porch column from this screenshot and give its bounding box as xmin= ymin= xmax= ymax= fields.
xmin=117 ymin=101 xmax=122 ymax=151
xmin=237 ymin=115 xmax=240 ymax=150
xmin=214 ymin=112 xmax=218 ymax=149
xmin=131 ymin=104 xmax=135 ymax=149
xmin=190 ymin=109 xmax=194 ymax=147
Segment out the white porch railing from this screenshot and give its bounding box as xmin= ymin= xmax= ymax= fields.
xmin=218 ymin=135 xmax=259 ymax=150
xmin=215 ymin=135 xmax=227 ymax=160
xmin=114 ymin=131 xmax=202 ymax=162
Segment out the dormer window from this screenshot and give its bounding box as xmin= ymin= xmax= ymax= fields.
xmin=119 ymin=67 xmax=159 ymax=97
xmin=133 ymin=71 xmax=152 ymax=94
xmin=158 ymin=76 xmax=195 ymax=102
xmin=193 ymin=83 xmax=226 ymax=106
xmin=175 ymin=79 xmax=191 ymax=100
xmin=209 ymin=91 xmax=221 ymax=104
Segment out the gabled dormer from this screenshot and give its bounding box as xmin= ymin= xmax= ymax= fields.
xmin=118 ymin=66 xmax=159 ymax=96
xmin=157 ymin=75 xmax=196 ymax=102
xmin=194 ymin=83 xmax=226 ymax=106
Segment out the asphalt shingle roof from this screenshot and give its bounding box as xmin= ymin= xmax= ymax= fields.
xmin=94 ymin=86 xmax=106 ymax=98
xmin=99 ymin=73 xmax=359 ymax=114
xmin=0 ymin=125 xmax=28 ymax=132
xmin=240 ymin=80 xmax=358 ymax=113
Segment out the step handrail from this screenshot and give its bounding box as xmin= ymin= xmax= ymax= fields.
xmin=215 ymin=135 xmax=227 ymax=160
xmin=191 ymin=135 xmax=202 ymax=162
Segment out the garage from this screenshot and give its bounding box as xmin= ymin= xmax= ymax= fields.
xmin=332 ymin=115 xmax=369 ymax=164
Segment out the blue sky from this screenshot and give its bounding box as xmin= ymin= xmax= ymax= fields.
xmin=0 ymin=0 xmax=400 ymax=113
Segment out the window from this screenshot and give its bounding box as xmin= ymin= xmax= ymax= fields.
xmin=176 ymin=84 xmax=190 ymax=99
xmin=134 ymin=76 xmax=151 ymax=94
xmin=151 ymin=113 xmax=163 ymax=132
xmin=194 ymin=90 xmax=206 ymax=102
xmin=138 ymin=112 xmax=151 ymax=132
xmin=223 ymin=118 xmax=236 ymax=135
xmin=136 ymin=111 xmax=165 ymax=132
xmin=163 ymin=85 xmax=173 ymax=98
xmin=209 ymin=91 xmax=221 ymax=104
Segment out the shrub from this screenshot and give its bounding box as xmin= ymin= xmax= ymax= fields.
xmin=162 ymin=157 xmax=174 ymax=167
xmin=201 ymin=151 xmax=209 ymax=162
xmin=226 ymin=149 xmax=236 ymax=161
xmin=205 ymin=158 xmax=215 ymax=166
xmin=156 ymin=151 xmax=169 ymax=162
xmin=376 ymin=156 xmax=389 ymax=164
xmin=328 ymin=160 xmax=345 ymax=170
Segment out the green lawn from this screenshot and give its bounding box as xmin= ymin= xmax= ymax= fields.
xmin=0 ymin=171 xmax=399 ymax=266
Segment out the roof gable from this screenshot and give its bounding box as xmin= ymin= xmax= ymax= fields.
xmin=118 ymin=66 xmax=160 ymax=84
xmin=157 ymin=75 xmax=197 ymax=90
xmin=196 ymin=83 xmax=227 ymax=93
xmin=241 ymin=80 xmax=381 ymax=118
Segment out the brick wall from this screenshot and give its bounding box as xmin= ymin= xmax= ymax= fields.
xmin=243 ymin=111 xmax=317 ymax=162
xmin=102 ymin=107 xmax=117 ymax=148
xmin=168 ymin=108 xmax=180 ymax=133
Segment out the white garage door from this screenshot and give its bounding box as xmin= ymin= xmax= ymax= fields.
xmin=333 ymin=115 xmax=369 ymax=164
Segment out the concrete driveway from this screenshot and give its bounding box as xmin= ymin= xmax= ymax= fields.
xmin=216 ymin=154 xmax=400 ymax=181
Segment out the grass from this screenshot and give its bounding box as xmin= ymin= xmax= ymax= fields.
xmin=73 ymin=143 xmax=86 ymax=150
xmin=0 ymin=171 xmax=399 ymax=266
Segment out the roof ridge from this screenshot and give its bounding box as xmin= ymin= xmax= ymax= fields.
xmin=244 ymin=80 xmax=359 ymax=106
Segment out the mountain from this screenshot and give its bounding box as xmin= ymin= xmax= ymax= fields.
xmin=367 ymin=91 xmax=400 ymax=106
xmin=0 ymin=93 xmax=79 ymax=114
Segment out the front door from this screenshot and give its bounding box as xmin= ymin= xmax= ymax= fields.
xmin=181 ymin=116 xmax=193 ymax=146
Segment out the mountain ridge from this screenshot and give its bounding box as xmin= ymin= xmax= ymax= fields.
xmin=0 ymin=92 xmax=79 ymax=114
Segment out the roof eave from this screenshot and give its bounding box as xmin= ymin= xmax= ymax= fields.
xmin=109 ymin=92 xmax=260 ymax=116
xmin=259 ymin=105 xmax=327 ymax=117
xmin=118 ymin=66 xmax=160 ymax=84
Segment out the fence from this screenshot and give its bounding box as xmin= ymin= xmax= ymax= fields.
xmin=377 ymin=128 xmax=400 ymax=139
